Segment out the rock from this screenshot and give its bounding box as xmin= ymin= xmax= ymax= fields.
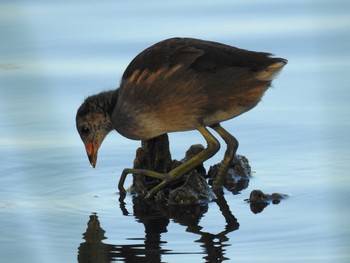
xmin=207 ymin=154 xmax=251 ymax=194
xmin=128 ymin=134 xmax=252 ymax=205
xmin=129 ymin=134 xmax=172 ymax=195
xmin=168 ymin=170 xmax=216 ymax=205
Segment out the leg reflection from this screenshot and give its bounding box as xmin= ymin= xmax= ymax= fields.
xmin=173 ymin=192 xmax=239 ymax=263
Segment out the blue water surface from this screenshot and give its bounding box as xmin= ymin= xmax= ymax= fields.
xmin=1 ymin=0 xmax=349 ymax=262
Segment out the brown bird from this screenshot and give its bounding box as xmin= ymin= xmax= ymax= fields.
xmin=76 ymin=37 xmax=287 ymax=198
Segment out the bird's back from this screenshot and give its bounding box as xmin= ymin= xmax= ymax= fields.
xmin=122 ymin=37 xmax=286 ymax=79
xmin=113 ymin=38 xmax=287 ymax=140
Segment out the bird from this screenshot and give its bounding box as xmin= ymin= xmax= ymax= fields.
xmin=76 ymin=37 xmax=287 ymax=198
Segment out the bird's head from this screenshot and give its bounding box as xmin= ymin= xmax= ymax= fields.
xmin=76 ymin=101 xmax=113 ymax=168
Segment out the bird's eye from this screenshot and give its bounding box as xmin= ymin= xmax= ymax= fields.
xmin=81 ymin=126 xmax=90 ymax=134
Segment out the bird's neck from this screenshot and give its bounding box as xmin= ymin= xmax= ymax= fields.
xmin=94 ymin=89 xmax=119 ymax=116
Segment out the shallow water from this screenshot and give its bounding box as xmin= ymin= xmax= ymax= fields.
xmin=1 ymin=0 xmax=350 ymax=262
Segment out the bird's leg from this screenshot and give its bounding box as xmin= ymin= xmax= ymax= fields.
xmin=118 ymin=168 xmax=164 ymax=194
xmin=144 ymin=126 xmax=220 ymax=199
xmin=210 ymin=124 xmax=238 ymax=192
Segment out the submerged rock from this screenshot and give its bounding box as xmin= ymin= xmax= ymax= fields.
xmin=245 ymin=189 xmax=289 ymax=213
xmin=247 ymin=189 xmax=288 ymax=203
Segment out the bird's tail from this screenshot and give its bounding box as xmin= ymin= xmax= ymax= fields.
xmin=256 ymin=58 xmax=287 ymax=81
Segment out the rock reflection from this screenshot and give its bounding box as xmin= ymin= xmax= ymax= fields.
xmin=78 ymin=193 xmax=239 ymax=263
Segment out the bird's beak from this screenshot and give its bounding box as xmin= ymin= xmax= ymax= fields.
xmin=84 ymin=142 xmax=99 ymax=168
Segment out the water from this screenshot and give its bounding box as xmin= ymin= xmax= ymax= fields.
xmin=1 ymin=0 xmax=350 ymax=262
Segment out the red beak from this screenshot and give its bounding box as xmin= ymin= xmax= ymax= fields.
xmin=84 ymin=142 xmax=99 ymax=168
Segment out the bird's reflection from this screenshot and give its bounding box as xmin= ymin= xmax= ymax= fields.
xmin=77 ymin=213 xmax=117 ymax=263
xmin=78 ymin=193 xmax=239 ymax=263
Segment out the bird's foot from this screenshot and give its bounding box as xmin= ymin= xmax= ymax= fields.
xmin=144 ymin=176 xmax=170 ymax=200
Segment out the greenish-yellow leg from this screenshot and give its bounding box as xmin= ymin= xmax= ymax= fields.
xmin=144 ymin=126 xmax=220 ymax=198
xmin=118 ymin=168 xmax=164 ymax=193
xmin=118 ymin=126 xmax=220 ymax=196
xmin=117 ymin=125 xmax=235 ymax=198
xmin=118 ymin=127 xmax=220 ymax=198
xmin=210 ymin=124 xmax=239 ymax=192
